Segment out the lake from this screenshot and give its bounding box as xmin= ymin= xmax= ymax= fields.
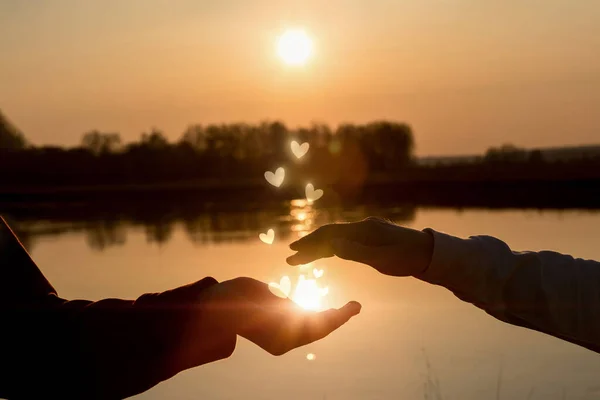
xmin=8 ymin=203 xmax=600 ymax=399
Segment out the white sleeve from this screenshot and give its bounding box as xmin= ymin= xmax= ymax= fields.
xmin=417 ymin=229 xmax=600 ymax=353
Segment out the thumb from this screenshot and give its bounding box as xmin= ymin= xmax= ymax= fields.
xmin=331 ymin=238 xmax=379 ymax=266
xmin=135 ymin=277 xmax=219 ymax=307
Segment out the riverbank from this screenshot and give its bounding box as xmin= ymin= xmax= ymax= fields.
xmin=1 ymin=176 xmax=599 ymax=211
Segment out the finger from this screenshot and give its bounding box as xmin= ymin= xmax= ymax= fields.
xmin=288 ymin=218 xmax=384 ymax=260
xmin=170 ymin=277 xmax=220 ymax=302
xmin=234 ymin=299 xmax=361 ymax=356
xmin=135 ymin=276 xmax=219 ymax=307
xmin=286 ymin=250 xmax=331 ymax=266
xmin=331 ymin=238 xmax=380 ymax=266
xmin=298 ymin=301 xmax=362 ymax=344
xmin=287 ymin=234 xmax=380 ymax=267
xmin=286 ymin=223 xmax=358 ymax=266
xmin=289 ymin=223 xmax=353 ymax=251
xmin=217 ymin=277 xmax=292 ymax=309
xmin=289 ymin=217 xmax=392 ymax=251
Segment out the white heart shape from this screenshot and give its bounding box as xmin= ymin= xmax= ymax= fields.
xmin=268 ymin=282 xmax=287 ymax=298
xmin=268 ymin=276 xmax=291 ymax=298
xmin=305 ymin=183 xmax=323 ymax=202
xmin=319 ymin=287 xmax=329 ymax=296
xmin=279 ymin=276 xmax=291 ymax=296
xmin=259 ymin=229 xmax=275 ymax=244
xmin=291 ymin=141 xmax=309 ymax=159
xmin=264 ymin=167 xmax=285 ymax=187
xmin=313 ymin=268 xmax=324 ymax=278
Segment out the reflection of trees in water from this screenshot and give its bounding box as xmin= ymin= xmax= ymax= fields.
xmin=85 ymin=220 xmax=127 ymax=251
xmin=180 ymin=204 xmax=416 ymax=246
xmin=3 ymin=201 xmax=417 ymax=251
xmin=144 ymin=220 xmax=174 ymax=246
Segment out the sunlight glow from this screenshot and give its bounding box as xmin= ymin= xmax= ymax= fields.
xmin=290 ymin=199 xmax=309 ymax=207
xmin=296 ymin=212 xmax=307 ymax=221
xmin=277 ymin=29 xmax=313 ymax=66
xmin=292 ymin=275 xmax=322 ymax=311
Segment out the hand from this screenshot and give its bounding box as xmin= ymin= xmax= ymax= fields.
xmin=286 ymin=217 xmax=434 ymax=277
xmin=201 ymin=277 xmax=361 ymax=356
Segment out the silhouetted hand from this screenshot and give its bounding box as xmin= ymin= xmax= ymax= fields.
xmin=1 ymin=216 xmax=362 ymax=399
xmin=287 ymin=217 xmax=434 ymax=277
xmin=201 ymin=277 xmax=362 ymax=356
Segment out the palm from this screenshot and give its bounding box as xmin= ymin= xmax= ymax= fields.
xmin=204 ymin=277 xmax=361 ymax=355
xmin=286 ymin=217 xmax=433 ymax=277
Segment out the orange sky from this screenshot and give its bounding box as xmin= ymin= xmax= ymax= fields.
xmin=1 ymin=0 xmax=599 ymax=156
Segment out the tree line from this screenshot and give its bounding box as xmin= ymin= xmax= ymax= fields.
xmin=0 ymin=112 xmax=414 ymax=188
xmin=2 ymin=109 xmax=600 ymax=194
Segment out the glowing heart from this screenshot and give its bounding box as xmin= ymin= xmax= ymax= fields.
xmin=264 ymin=167 xmax=285 ymax=187
xmin=268 ymin=276 xmax=291 ymax=298
xmin=305 ymin=183 xmax=323 ymax=202
xmin=313 ymin=268 xmax=324 ymax=278
xmin=291 ymin=141 xmax=309 ymax=159
xmin=259 ymin=229 xmax=275 ymax=244
xmin=319 ymin=287 xmax=329 ymax=296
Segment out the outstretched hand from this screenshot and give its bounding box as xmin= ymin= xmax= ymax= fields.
xmin=1 ymin=215 xmax=362 ymax=399
xmin=202 ymin=277 xmax=361 ymax=356
xmin=286 ymin=217 xmax=434 ymax=277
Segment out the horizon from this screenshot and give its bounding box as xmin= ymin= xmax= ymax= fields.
xmin=4 ymin=109 xmax=600 ymax=158
xmin=1 ymin=1 xmax=599 ymax=156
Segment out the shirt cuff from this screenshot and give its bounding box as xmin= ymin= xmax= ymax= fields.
xmin=415 ymin=228 xmax=480 ymax=292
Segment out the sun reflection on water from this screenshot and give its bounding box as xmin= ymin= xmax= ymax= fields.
xmin=289 ymin=198 xmax=316 ymax=235
xmin=269 ymin=199 xmax=329 ymax=311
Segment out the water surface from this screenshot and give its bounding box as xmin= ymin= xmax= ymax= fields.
xmin=11 ymin=204 xmax=600 ymax=399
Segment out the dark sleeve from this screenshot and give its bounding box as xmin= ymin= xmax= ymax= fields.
xmin=0 ymin=217 xmax=236 ymax=399
xmin=0 ymin=216 xmax=57 ymax=305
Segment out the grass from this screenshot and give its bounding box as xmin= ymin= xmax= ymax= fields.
xmin=419 ymin=350 xmax=568 ymax=400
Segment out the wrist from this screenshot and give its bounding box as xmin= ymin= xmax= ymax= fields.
xmin=413 ymin=229 xmax=434 ymax=276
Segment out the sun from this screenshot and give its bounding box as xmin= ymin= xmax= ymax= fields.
xmin=292 ymin=276 xmax=322 ymax=311
xmin=277 ymin=29 xmax=313 ymax=66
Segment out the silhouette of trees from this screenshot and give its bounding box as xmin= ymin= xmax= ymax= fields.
xmin=3 ymin=107 xmax=600 ymax=200
xmin=528 ymin=149 xmax=544 ymax=164
xmin=0 ymin=112 xmax=417 ymax=185
xmin=139 ymin=128 xmax=169 ymax=150
xmin=484 ymin=144 xmax=528 ymax=163
xmin=81 ymin=130 xmax=122 ymax=155
xmin=180 ymin=124 xmax=207 ymax=151
xmin=85 ymin=220 xmax=127 ymax=251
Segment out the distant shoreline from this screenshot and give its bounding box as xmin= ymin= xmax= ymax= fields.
xmin=1 ymin=177 xmax=599 ymax=210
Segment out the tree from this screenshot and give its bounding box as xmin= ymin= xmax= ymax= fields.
xmin=140 ymin=128 xmax=169 ymax=149
xmin=265 ymin=121 xmax=288 ymax=158
xmin=485 ymin=144 xmax=528 ymax=163
xmin=367 ymin=121 xmax=414 ymax=169
xmin=81 ymin=130 xmax=122 ymax=155
xmin=180 ymin=124 xmax=207 ymax=151
xmin=241 ymin=125 xmax=263 ymax=159
xmin=528 ymin=149 xmax=545 ymax=164
xmin=0 ymin=110 xmax=27 ymax=150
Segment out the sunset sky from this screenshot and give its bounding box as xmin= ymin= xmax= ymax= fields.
xmin=1 ymin=0 xmax=599 ymax=156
